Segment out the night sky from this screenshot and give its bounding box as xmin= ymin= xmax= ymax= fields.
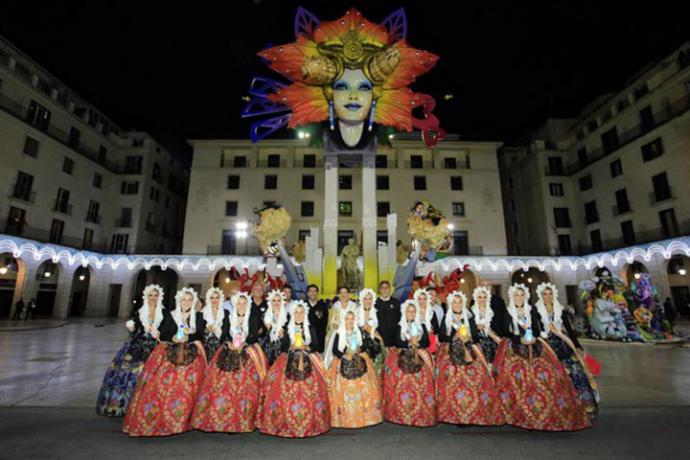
xmin=1 ymin=1 xmax=686 ymax=163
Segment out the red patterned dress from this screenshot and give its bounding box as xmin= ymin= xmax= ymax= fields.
xmin=382 ymin=323 xmax=437 ymax=427
xmin=258 ymin=323 xmax=331 ymax=438
xmin=493 ymin=337 xmax=591 ymax=431
xmin=191 ymin=312 xmax=268 ymax=434
xmin=436 ymin=318 xmax=504 ymax=426
xmin=123 ymin=311 xmax=207 ymax=437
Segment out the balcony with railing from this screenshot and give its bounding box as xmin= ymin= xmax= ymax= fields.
xmin=10 ymin=186 xmax=35 ymax=203
xmin=562 ymin=95 xmax=690 ymax=175
xmin=114 ymin=218 xmax=132 ymax=228
xmin=612 ymin=204 xmax=633 ymax=216
xmin=85 ymin=212 xmax=101 ymax=224
xmin=649 ymin=188 xmax=674 ymax=205
xmin=53 ymin=200 xmax=72 ymax=216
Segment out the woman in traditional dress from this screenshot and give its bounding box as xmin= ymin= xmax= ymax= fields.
xmin=327 ymin=310 xmax=383 ymax=429
xmin=357 ymin=288 xmax=386 ymax=378
xmin=191 ymin=292 xmax=269 ymax=433
xmin=258 ymin=300 xmax=331 ymax=438
xmin=436 ymin=291 xmax=504 ymax=426
xmin=324 ymin=286 xmax=358 ymax=368
xmin=471 ymin=286 xmax=502 ymax=365
xmin=382 ymin=299 xmax=437 ymax=427
xmin=493 ymin=283 xmax=591 ymax=431
xmin=259 ymin=289 xmax=288 ymax=366
xmin=414 ymin=288 xmax=440 ymax=354
xmin=534 ymin=282 xmax=599 ymax=419
xmin=201 ymin=287 xmax=229 ymax=361
xmin=96 ymin=284 xmax=165 ymax=417
xmin=123 ymin=287 xmax=207 ymax=437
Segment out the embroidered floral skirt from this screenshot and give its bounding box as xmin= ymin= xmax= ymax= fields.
xmin=122 ymin=342 xmax=206 ymax=437
xmin=382 ymin=348 xmax=437 ymax=427
xmin=327 ymin=353 xmax=383 ymax=429
xmin=435 ymin=341 xmax=504 ymax=426
xmin=191 ymin=343 xmax=267 ymax=433
xmin=96 ymin=334 xmax=157 ymax=417
xmin=493 ymin=339 xmax=591 ymax=431
xmin=257 ymin=351 xmax=331 ymax=438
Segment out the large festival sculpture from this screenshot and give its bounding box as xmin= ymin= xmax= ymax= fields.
xmin=239 ymin=7 xmax=447 ymax=297
xmin=243 ymin=7 xmax=445 ymax=148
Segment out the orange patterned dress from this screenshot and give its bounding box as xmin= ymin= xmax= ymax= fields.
xmin=327 ymin=349 xmax=383 ymax=429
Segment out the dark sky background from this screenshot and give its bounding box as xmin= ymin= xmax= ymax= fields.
xmin=1 ymin=1 xmax=687 ymax=163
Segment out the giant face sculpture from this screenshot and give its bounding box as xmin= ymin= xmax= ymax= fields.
xmin=245 ymin=8 xmax=445 ymax=148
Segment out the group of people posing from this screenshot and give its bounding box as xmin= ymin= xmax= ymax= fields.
xmin=96 ymin=279 xmax=599 ymax=438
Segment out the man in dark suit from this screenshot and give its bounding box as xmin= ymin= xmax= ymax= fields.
xmin=306 ymin=284 xmax=329 ymax=352
xmin=375 ymin=280 xmax=401 ymax=347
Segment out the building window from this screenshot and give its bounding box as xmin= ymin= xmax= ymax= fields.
xmin=579 ymin=174 xmax=593 ymax=191
xmin=641 ymin=138 xmax=664 ymax=162
xmin=610 ymin=158 xmax=623 ymax=177
xmin=303 ymin=154 xmax=316 ymax=167
xmin=233 ymin=156 xmax=247 ymax=168
xmin=299 ymin=230 xmax=311 ymax=241
xmin=165 ymin=196 xmax=170 ymax=209
xmin=62 ymin=157 xmax=74 ymax=175
xmin=547 ymin=156 xmax=563 ymax=175
xmin=98 ymin=145 xmax=107 ymax=164
xmin=450 ymin=176 xmax=463 ymax=191
xmin=265 ymin=175 xmax=280 ymax=189
xmin=55 ymin=188 xmax=71 ymax=214
xmin=302 ymin=175 xmax=315 ymax=190
xmin=549 ymin=183 xmax=564 ymax=197
xmin=621 ymin=220 xmax=635 ymax=246
xmin=263 ymin=201 xmax=276 ymax=208
xmin=558 ymin=234 xmax=572 ymax=255
xmin=93 ymin=173 xmax=102 ymax=189
xmin=149 ymin=187 xmax=160 ymax=202
xmin=375 ymin=155 xmax=387 ymax=168
xmin=584 ymin=200 xmax=599 ymax=224
xmin=601 ymin=127 xmax=619 ymax=154
xmin=27 ymin=100 xmax=51 ymax=131
xmin=590 ymin=229 xmax=603 ymax=252
xmin=49 ymin=219 xmax=64 ymax=244
xmin=414 ymin=176 xmax=427 ymax=190
xmin=377 ymin=230 xmax=388 ymax=245
xmin=86 ymin=200 xmax=100 ymax=223
xmin=376 ymin=175 xmax=390 ymax=190
xmin=225 ymin=201 xmax=238 ymax=216
xmin=339 ymin=175 xmax=352 ymax=190
xmin=120 ymin=181 xmax=139 ymax=195
xmin=615 ymin=189 xmax=630 ymax=214
xmin=577 ymin=147 xmax=588 ymax=167
xmin=152 ymin=162 xmax=162 ymax=183
xmin=339 ymin=201 xmax=352 ymax=217
xmin=22 ymin=136 xmax=39 ymax=158
xmin=444 ymin=157 xmax=457 ymax=169
xmin=659 ymin=208 xmax=679 ymax=238
xmin=267 ymin=154 xmax=281 ymax=168
xmin=651 ymin=172 xmax=671 ymax=202
xmin=410 ymin=155 xmax=423 ymax=168
xmin=639 ymin=105 xmax=655 ymax=132
xmin=13 ymin=172 xmax=33 ymax=201
xmin=453 ymin=231 xmax=469 ymax=255
xmin=554 ymin=208 xmax=571 ymax=228
xmin=110 ymin=233 xmax=129 ymax=254
xmin=227 ymin=175 xmax=240 ymax=189
xmin=125 ymin=156 xmax=143 ymax=174
xmin=83 ymin=228 xmax=94 ymax=250
xmin=377 ymin=202 xmax=390 ymax=217
xmin=452 ymin=202 xmax=465 ymax=217
xmin=301 ymin=201 xmax=314 ymax=217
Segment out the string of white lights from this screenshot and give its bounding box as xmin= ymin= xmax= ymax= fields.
xmin=1 ymin=234 xmax=689 ymax=273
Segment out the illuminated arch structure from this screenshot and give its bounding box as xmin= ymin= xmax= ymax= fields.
xmin=2 ymin=233 xmax=690 ymax=318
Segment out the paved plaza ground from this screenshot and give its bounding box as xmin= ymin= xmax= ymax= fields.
xmin=1 ymin=319 xmax=689 ymax=459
